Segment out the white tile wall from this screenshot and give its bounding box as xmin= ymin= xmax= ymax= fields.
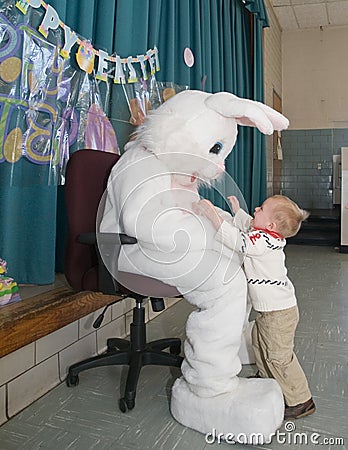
xmin=1 ymin=296 xmax=182 ymax=425
xmin=59 ymin=332 xmax=97 ymax=380
xmin=0 ymin=385 xmax=6 ymax=426
xmin=96 ymin=315 xmax=126 ymax=353
xmin=125 ymin=309 xmax=133 ymax=332
xmin=0 ymin=343 xmax=35 ymax=386
xmin=165 ymin=297 xmax=181 ymax=307
xmin=148 ymin=305 xmax=162 ymax=321
xmin=123 ymin=297 xmax=134 ymax=314
xmin=7 ymin=355 xmax=60 ymax=417
xmin=36 ymin=322 xmax=78 ymax=363
xmin=148 ymin=297 xmax=180 ymax=321
xmin=111 ymin=299 xmax=126 ymax=319
xmin=79 ymin=306 xmax=112 ymax=339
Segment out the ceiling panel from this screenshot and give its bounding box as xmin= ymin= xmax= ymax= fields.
xmin=292 ymin=0 xmax=327 ymax=4
xmin=328 ymin=1 xmax=348 ymax=25
xmin=294 ymin=3 xmax=328 ymax=28
xmin=271 ymin=0 xmax=291 ymax=5
xmin=270 ymin=0 xmax=348 ymax=29
xmin=272 ymin=5 xmax=299 ymax=28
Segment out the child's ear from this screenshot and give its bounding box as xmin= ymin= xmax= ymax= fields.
xmin=267 ymin=222 xmax=277 ymax=231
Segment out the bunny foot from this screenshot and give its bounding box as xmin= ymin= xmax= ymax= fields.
xmin=171 ymin=376 xmax=284 ymax=445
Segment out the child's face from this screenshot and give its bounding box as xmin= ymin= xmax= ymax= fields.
xmin=251 ymin=198 xmax=276 ymax=230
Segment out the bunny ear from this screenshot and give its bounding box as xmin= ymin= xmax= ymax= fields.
xmin=205 ymin=92 xmax=289 ymax=135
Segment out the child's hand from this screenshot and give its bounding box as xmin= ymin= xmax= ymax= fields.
xmin=192 ymin=199 xmax=223 ymax=230
xmin=228 ymin=196 xmax=240 ymax=214
xmin=192 ymin=199 xmax=214 ymax=216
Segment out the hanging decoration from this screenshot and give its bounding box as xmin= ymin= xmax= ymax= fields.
xmin=84 ymin=104 xmax=118 ymax=152
xmin=183 ymin=47 xmax=194 ymax=68
xmin=76 ymin=41 xmax=95 ymax=75
xmin=0 ymin=0 xmax=162 ymax=184
xmin=15 ymin=0 xmax=160 ymax=84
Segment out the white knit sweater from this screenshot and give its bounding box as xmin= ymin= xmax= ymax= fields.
xmin=215 ymin=208 xmax=297 ymax=312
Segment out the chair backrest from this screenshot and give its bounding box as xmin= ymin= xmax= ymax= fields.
xmin=64 ymin=149 xmax=120 ymax=291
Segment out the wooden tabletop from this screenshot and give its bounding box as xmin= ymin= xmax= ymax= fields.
xmin=0 ymin=287 xmax=120 ymax=357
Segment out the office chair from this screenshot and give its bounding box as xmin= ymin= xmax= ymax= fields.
xmin=64 ymin=149 xmax=183 ymax=412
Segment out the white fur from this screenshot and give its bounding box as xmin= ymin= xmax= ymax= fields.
xmin=100 ymin=90 xmax=289 ymax=442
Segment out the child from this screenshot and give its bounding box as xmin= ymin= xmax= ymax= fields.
xmin=193 ymin=194 xmax=315 ymax=420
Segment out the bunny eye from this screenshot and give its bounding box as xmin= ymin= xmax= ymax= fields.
xmin=209 ymin=142 xmax=222 ymax=154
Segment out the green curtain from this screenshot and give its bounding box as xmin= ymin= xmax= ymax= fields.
xmin=0 ymin=0 xmax=268 ymax=284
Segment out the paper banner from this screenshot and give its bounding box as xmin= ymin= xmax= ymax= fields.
xmin=15 ymin=0 xmax=160 ymax=83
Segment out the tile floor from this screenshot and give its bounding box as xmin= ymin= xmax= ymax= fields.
xmin=0 ymin=244 xmax=347 ymax=449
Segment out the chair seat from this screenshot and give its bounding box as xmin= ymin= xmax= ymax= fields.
xmin=119 ymin=272 xmax=181 ymax=298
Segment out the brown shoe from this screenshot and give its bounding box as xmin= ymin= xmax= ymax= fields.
xmin=284 ymin=398 xmax=316 ymax=420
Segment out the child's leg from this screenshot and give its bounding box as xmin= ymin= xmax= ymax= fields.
xmin=254 ymin=306 xmax=312 ymax=406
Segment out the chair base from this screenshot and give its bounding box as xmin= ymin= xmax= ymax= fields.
xmin=66 ymin=301 xmax=183 ymax=412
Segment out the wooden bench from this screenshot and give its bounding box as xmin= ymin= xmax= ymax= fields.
xmin=0 ymin=288 xmax=119 ymax=357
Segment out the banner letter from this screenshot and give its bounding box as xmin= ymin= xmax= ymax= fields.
xmin=96 ymin=49 xmax=108 ymax=81
xmin=154 ymin=46 xmax=160 ymax=72
xmin=61 ymin=26 xmax=78 ymax=59
xmin=39 ymin=5 xmax=60 ymax=38
xmin=137 ymin=54 xmax=147 ymax=80
xmin=16 ymin=0 xmax=41 ymax=14
xmin=126 ymin=56 xmax=137 ymax=83
xmin=113 ymin=55 xmax=125 ymax=84
xmin=146 ymin=49 xmax=155 ymax=76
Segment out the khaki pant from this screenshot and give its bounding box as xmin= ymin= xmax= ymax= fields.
xmin=252 ymin=305 xmax=312 ymax=406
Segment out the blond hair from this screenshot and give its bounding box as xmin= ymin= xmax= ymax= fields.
xmin=268 ymin=195 xmax=309 ymax=238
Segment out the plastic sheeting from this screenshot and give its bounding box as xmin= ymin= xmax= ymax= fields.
xmin=0 ymin=1 xmax=119 ymax=185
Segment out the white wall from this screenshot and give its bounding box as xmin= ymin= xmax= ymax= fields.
xmin=264 ymin=0 xmax=283 ymax=108
xmin=282 ymin=26 xmax=348 ymax=130
xmin=263 ymin=0 xmax=283 ymax=195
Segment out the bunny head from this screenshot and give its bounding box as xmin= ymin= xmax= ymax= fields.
xmin=134 ymin=90 xmax=289 ymax=186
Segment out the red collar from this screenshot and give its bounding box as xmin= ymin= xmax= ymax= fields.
xmin=253 ymin=227 xmax=285 ymax=240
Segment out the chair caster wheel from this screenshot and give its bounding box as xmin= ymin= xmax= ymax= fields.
xmin=119 ymin=397 xmax=135 ymax=412
xmin=66 ymin=373 xmax=79 ymax=387
xmin=170 ymin=344 xmax=181 ymax=355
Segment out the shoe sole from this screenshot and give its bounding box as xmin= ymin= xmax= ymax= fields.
xmin=285 ymin=406 xmax=316 ymax=420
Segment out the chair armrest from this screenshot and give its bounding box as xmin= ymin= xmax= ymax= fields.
xmin=78 ymin=232 xmax=137 ymax=245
